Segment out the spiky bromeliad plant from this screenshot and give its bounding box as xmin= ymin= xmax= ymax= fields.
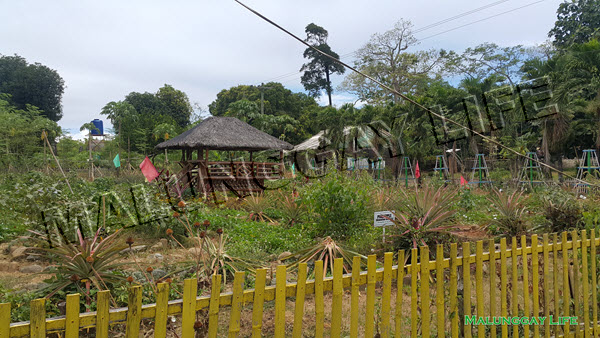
xmin=371 ymin=187 xmax=396 ymax=211
xmin=388 ymin=185 xmax=458 ymax=249
xmin=487 ymin=189 xmax=529 ymax=237
xmin=32 ymin=227 xmax=126 ymax=301
xmin=167 ymin=204 xmax=257 ymax=285
xmin=280 ymin=236 xmax=366 ymax=276
xmin=277 ymin=191 xmax=307 ymax=226
xmin=242 ymin=194 xmax=273 ymax=222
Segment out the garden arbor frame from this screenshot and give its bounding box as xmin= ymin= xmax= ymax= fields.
xmin=155 ymin=117 xmax=293 ymax=197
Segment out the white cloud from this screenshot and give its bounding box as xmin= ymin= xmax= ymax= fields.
xmin=61 ymin=129 xmax=113 ymax=141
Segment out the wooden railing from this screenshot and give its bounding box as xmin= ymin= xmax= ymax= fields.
xmin=2 ymin=230 xmax=600 ymax=337
xmin=206 ymin=161 xmax=282 ymax=180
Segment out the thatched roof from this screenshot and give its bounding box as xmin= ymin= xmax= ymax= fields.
xmin=155 ymin=116 xmax=293 ymax=151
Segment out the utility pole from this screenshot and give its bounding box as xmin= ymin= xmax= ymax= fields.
xmin=258 ymin=84 xmax=273 ymax=115
xmin=43 ymin=129 xmax=48 ymax=173
xmin=88 ymin=130 xmax=94 ymax=181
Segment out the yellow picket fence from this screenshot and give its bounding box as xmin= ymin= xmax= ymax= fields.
xmin=2 ymin=229 xmax=600 ymax=337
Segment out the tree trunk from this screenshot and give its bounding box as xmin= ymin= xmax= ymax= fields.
xmin=325 ymin=66 xmax=332 ymax=107
xmin=542 ymin=120 xmax=552 ymax=178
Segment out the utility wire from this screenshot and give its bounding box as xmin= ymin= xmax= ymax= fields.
xmin=419 ymin=0 xmax=547 ymax=41
xmin=259 ymin=0 xmax=547 ymax=88
xmin=413 ymin=0 xmax=510 ymax=33
xmin=233 ymin=0 xmax=596 ymax=188
xmin=259 ymin=0 xmax=513 ymax=85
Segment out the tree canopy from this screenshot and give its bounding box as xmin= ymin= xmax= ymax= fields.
xmin=300 ymin=23 xmax=345 ymax=106
xmin=0 ymin=93 xmax=61 ymax=168
xmin=549 ymin=0 xmax=600 ymax=48
xmin=0 ymin=54 xmax=65 ymax=121
xmin=100 ymin=84 xmax=192 ymax=153
xmin=339 ymin=20 xmax=448 ymax=104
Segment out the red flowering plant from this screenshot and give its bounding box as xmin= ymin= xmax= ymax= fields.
xmin=386 ymin=185 xmax=459 ymax=249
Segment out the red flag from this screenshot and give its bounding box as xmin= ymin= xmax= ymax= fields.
xmin=139 ymin=156 xmax=159 ymax=182
xmin=415 ymin=161 xmax=421 ymax=179
xmin=460 ymin=175 xmax=467 ymax=186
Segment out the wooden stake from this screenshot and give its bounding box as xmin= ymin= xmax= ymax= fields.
xmin=88 ymin=132 xmax=94 ymax=181
xmin=43 ymin=130 xmax=74 ymax=194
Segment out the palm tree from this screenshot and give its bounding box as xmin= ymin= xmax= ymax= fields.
xmin=459 ymin=75 xmax=504 ymax=155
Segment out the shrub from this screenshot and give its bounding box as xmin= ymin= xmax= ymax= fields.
xmin=303 ymin=171 xmax=370 ymax=239
xmin=540 ymin=187 xmax=583 ymax=232
xmin=544 ymin=200 xmax=583 ymax=232
xmin=241 ymin=194 xmax=273 ymax=222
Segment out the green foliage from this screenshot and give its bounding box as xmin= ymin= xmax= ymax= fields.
xmin=340 ymin=19 xmax=447 ymax=104
xmin=0 ymin=95 xmax=61 ymax=169
xmin=0 ymin=54 xmax=65 ymax=121
xmin=549 ymin=0 xmax=600 ymax=48
xmin=0 ymin=285 xmax=58 ymax=322
xmin=241 ymin=194 xmax=273 ymax=222
xmin=167 ymin=211 xmax=259 ymax=284
xmin=303 ymin=171 xmax=370 ymax=239
xmin=208 ymin=82 xmax=317 ymax=144
xmin=100 ymin=85 xmax=189 ymax=153
xmin=541 ymin=188 xmax=584 ymax=232
xmin=155 ymin=84 xmax=193 ymax=128
xmin=300 ymin=23 xmax=345 ymax=106
xmin=276 ymin=191 xmax=308 ymax=226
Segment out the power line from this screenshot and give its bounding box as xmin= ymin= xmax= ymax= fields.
xmin=234 ymin=0 xmax=596 ymax=188
xmin=419 ymin=0 xmax=548 ymax=41
xmin=413 ymin=0 xmax=510 ymax=33
xmin=258 ymin=0 xmax=514 ymax=85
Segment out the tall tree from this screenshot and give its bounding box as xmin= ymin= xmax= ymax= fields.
xmin=300 ymin=23 xmax=345 ymax=106
xmin=100 ymin=101 xmax=137 ymax=145
xmin=0 ymin=54 xmax=65 ymax=121
xmin=156 ymin=84 xmax=193 ymax=127
xmin=208 ymin=82 xmax=317 ymax=119
xmin=0 ymin=94 xmax=61 ymax=168
xmin=549 ymin=0 xmax=600 ymax=49
xmin=339 ymin=20 xmax=447 ymax=104
xmin=448 ymin=43 xmax=526 ymax=87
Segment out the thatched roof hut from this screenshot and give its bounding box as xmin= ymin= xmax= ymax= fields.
xmin=155 ymin=116 xmax=293 ymax=151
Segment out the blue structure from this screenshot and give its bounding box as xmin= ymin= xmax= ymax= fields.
xmin=91 ymin=119 xmax=104 ymax=136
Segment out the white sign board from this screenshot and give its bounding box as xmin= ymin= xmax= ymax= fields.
xmin=374 ymin=211 xmax=395 ymax=227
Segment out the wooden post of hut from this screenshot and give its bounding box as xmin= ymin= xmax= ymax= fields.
xmin=280 ymin=150 xmax=285 ymax=177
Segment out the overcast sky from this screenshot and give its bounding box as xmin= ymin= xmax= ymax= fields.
xmin=1 ymin=0 xmax=562 ymax=138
